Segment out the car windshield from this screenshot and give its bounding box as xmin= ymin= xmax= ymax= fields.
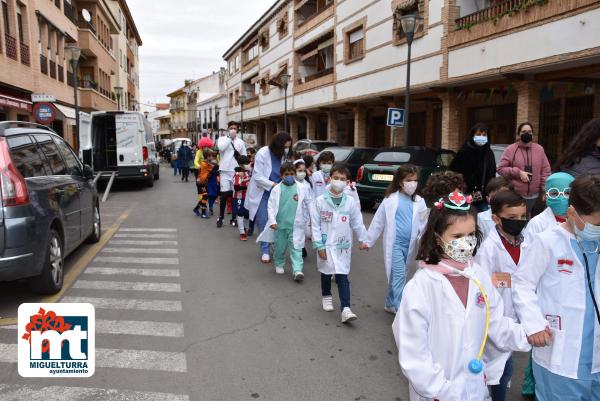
xmin=324 ymin=148 xmax=352 ymax=161
xmin=373 ymin=152 xmax=411 ymax=163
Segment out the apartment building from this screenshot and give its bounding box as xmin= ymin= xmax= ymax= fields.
xmin=196 ymin=68 xmax=228 ymax=136
xmin=223 ymin=0 xmax=600 ymax=163
xmin=0 ymin=0 xmax=141 ymax=149
xmin=167 ymin=86 xmax=188 ymax=139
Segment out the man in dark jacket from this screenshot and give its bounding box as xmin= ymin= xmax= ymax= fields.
xmin=177 ymin=144 xmax=194 ymax=182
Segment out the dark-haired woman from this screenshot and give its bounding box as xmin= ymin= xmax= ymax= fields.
xmin=449 ymin=123 xmax=497 ymax=212
xmin=246 ymin=132 xmax=293 ymax=263
xmin=364 ymin=165 xmax=428 ymax=313
xmin=559 ymin=118 xmax=600 ymax=177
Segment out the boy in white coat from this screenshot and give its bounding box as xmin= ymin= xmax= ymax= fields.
xmin=477 ymin=177 xmax=514 ymax=240
xmin=311 ymin=164 xmax=368 ymax=323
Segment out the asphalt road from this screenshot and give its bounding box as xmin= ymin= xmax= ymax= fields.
xmin=0 ymin=163 xmax=531 ymax=401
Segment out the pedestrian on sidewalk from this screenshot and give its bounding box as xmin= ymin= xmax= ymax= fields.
xmin=216 ymin=121 xmax=247 ymax=228
xmin=364 ymin=164 xmax=428 ymax=314
xmin=497 ymin=122 xmax=551 ymax=218
xmin=246 ymin=132 xmax=293 ymax=263
xmin=233 ymin=156 xmax=251 ymax=240
xmin=194 ymin=150 xmax=219 ymax=218
xmin=177 ymin=143 xmax=193 ymax=182
xmin=311 ymin=164 xmax=368 ymax=323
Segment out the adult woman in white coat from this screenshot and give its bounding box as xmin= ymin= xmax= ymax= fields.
xmin=246 ymin=133 xmax=292 ymax=262
xmin=365 ymin=165 xmax=428 ymax=313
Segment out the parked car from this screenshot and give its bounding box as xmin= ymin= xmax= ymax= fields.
xmin=356 ymin=146 xmax=456 ymax=210
xmin=0 ymin=121 xmax=100 ymax=294
xmin=318 ymin=146 xmax=378 ymax=181
xmin=80 ymin=111 xmax=160 ymax=187
xmin=292 ymin=139 xmax=338 ymax=156
xmin=490 ymin=144 xmax=509 ymax=168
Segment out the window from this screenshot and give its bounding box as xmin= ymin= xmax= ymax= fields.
xmin=344 ymin=19 xmax=366 ymax=64
xmin=243 ymin=40 xmax=259 ymax=65
xmin=2 ymin=0 xmax=10 ymax=35
xmin=235 ymin=54 xmax=241 ymax=71
xmin=296 ymin=32 xmax=334 ymax=84
xmin=16 ymin=3 xmax=23 ymax=42
xmin=277 ymin=12 xmax=288 ymax=39
xmin=35 ymin=135 xmax=67 ymax=175
xmin=259 ymin=29 xmax=269 ymax=51
xmin=242 ymin=75 xmax=259 ymax=101
xmin=53 ymin=136 xmax=82 ymax=176
xmin=7 ymin=135 xmax=48 ymax=177
xmin=393 ymin=1 xmax=424 ymax=44
xmin=295 ymin=0 xmax=334 ymax=27
xmin=229 ymin=92 xmax=234 ymax=107
xmin=234 ymin=89 xmax=240 ymax=106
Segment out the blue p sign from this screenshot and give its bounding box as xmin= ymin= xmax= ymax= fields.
xmin=387 ymin=108 xmax=405 ymax=127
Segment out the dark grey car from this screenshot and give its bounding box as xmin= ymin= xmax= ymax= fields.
xmin=0 ymin=122 xmax=100 ymax=294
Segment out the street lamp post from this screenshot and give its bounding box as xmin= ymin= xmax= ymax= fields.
xmin=399 ymin=14 xmax=423 ymax=147
xmin=239 ymin=94 xmax=246 ymax=141
xmin=214 ymin=105 xmax=220 ymax=135
xmin=280 ymin=73 xmax=291 ymax=134
xmin=114 ymin=86 xmax=123 ymax=111
xmin=65 ymin=44 xmax=81 ymax=151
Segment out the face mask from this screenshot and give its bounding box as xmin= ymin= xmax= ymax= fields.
xmin=440 ymin=235 xmax=477 ymax=264
xmin=403 ymin=181 xmax=418 ymax=196
xmin=547 ymin=197 xmax=569 ymax=217
xmin=282 ymin=176 xmax=296 ymax=186
xmin=500 ymin=218 xmax=527 ymax=236
xmin=284 ymin=147 xmax=290 ymax=154
xmin=473 ymin=135 xmax=488 ymax=146
xmin=330 ymin=179 xmax=346 ymax=193
xmin=296 ymin=171 xmax=306 ymax=181
xmin=229 ymin=129 xmax=237 ymax=138
xmin=520 ymin=132 xmax=533 ymax=143
xmin=574 ymin=211 xmax=600 ymax=241
xmin=320 ymin=164 xmax=332 ymax=174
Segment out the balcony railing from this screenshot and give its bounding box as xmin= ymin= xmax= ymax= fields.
xmin=40 ymin=54 xmax=48 ymax=75
xmin=49 ymin=60 xmax=56 ymax=79
xmin=455 ymin=0 xmax=532 ymax=28
xmin=303 ymin=67 xmax=334 ymax=83
xmin=78 ymin=79 xmax=98 ymax=90
xmin=78 ymin=20 xmax=96 ymax=35
xmin=57 ymin=65 xmax=64 ymax=82
xmin=19 ymin=42 xmax=30 ymax=66
xmin=63 ymin=0 xmax=77 ymax=24
xmin=5 ymin=33 xmax=17 ymax=60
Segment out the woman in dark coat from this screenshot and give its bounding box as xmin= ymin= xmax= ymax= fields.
xmin=449 ymin=122 xmax=497 ymax=212
xmin=558 ymin=118 xmax=600 ymax=177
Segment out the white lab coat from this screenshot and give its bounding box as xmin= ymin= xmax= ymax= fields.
xmin=477 ymin=209 xmax=495 ymax=240
xmin=262 ymin=181 xmax=312 ymax=249
xmin=310 ymin=170 xmax=329 ymax=199
xmin=217 ymin=136 xmax=247 ymax=172
xmin=512 ymin=225 xmax=600 ymax=379
xmin=365 ymin=192 xmax=428 ymax=282
xmin=394 ymin=264 xmax=531 ymax=401
xmin=246 ymin=146 xmax=281 ymax=221
xmin=310 ymin=192 xmax=367 ymax=275
xmin=523 ymin=207 xmax=556 ymax=245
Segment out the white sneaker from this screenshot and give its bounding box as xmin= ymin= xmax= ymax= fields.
xmin=384 ymin=306 xmax=397 ymax=314
xmin=341 ymin=307 xmax=358 ymax=323
xmin=293 ymin=271 xmax=304 ymax=282
xmin=322 ymin=296 xmax=334 ymax=312
xmin=261 ymin=254 xmax=270 ymax=263
xmin=275 ymin=266 xmax=285 ymax=274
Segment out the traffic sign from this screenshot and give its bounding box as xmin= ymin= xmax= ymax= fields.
xmin=387 ymin=108 xmax=405 ymax=127
xmin=33 ymin=102 xmax=56 ymax=125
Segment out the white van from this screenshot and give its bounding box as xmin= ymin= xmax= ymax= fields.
xmin=171 ymin=137 xmax=192 ymax=155
xmin=80 ymin=111 xmax=160 ymax=186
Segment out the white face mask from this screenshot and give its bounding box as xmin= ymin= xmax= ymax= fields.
xmin=439 ymin=235 xmax=477 ymax=264
xmin=403 ymin=181 xmax=418 ymax=196
xmin=320 ymin=164 xmax=332 ymax=174
xmin=330 ymin=179 xmax=346 ymax=193
xmin=229 ymin=128 xmax=237 ymax=138
xmin=242 ymin=164 xmax=250 ymax=170
xmin=296 ymin=171 xmax=306 ymax=181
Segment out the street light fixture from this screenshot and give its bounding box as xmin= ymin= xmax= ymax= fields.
xmin=399 ymin=14 xmax=423 ymax=147
xmin=239 ymin=94 xmax=246 ymax=141
xmin=114 ymin=86 xmax=123 ymax=111
xmin=65 ymin=44 xmax=81 ymax=152
xmin=280 ymin=73 xmax=291 ymax=134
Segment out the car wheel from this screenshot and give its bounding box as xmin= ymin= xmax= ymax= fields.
xmin=86 ymin=204 xmax=101 ymax=244
xmin=154 ymin=166 xmax=160 ymax=180
xmin=30 ymin=229 xmax=64 ymax=295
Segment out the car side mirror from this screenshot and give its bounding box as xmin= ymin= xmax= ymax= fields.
xmin=83 ymin=164 xmax=94 ymax=180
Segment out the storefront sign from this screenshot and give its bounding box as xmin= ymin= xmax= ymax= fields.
xmin=0 ymin=94 xmax=32 ymax=112
xmin=31 ymin=94 xmax=56 ymax=103
xmin=33 ymin=102 xmax=57 ymax=124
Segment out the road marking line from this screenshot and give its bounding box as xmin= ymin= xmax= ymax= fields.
xmin=0 ymin=319 xmax=184 ymax=337
xmin=72 ymin=280 xmax=181 ymax=292
xmin=0 ymin=344 xmax=187 ymax=372
xmin=118 ymin=228 xmax=177 ymax=232
xmin=114 ymin=233 xmax=177 ymax=239
xmin=109 ymin=240 xmax=178 ymax=246
xmin=0 ymin=385 xmax=190 ymax=401
xmin=94 ymin=256 xmax=179 ymax=265
xmin=85 ymin=267 xmax=180 ymax=277
xmin=60 ymin=296 xmax=183 ymax=311
xmin=102 ymin=247 xmax=179 ymax=254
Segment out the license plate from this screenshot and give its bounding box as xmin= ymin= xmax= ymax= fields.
xmin=372 ymin=174 xmax=393 ymax=182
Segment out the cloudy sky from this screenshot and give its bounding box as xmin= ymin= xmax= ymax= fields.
xmin=128 ymin=0 xmax=274 ymax=105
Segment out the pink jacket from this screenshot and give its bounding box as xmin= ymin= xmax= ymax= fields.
xmin=497 ymin=141 xmax=551 ymax=198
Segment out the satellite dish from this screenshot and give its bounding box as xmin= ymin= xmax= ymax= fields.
xmin=82 ymin=9 xmax=91 ymax=23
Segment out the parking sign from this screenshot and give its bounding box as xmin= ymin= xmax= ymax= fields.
xmin=387 ymin=108 xmax=405 ymax=127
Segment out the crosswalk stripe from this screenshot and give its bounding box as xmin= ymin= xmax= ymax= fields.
xmin=119 ymin=228 xmax=177 ymax=232
xmin=94 ymin=256 xmax=179 ymax=265
xmin=102 ymin=247 xmax=178 ymax=255
xmin=60 ymin=296 xmax=183 ymax=311
xmin=72 ymin=280 xmax=181 ymax=292
xmin=114 ymin=233 xmax=177 ymax=239
xmin=85 ymin=267 xmax=180 ymax=277
xmin=0 ymin=344 xmax=187 ymax=372
xmin=0 ymin=385 xmax=190 ymax=401
xmin=109 ymin=240 xmax=178 ymax=246
xmin=96 ymin=319 xmax=184 ymax=337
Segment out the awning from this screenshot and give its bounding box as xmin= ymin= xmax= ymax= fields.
xmin=275 ymin=64 xmax=287 ymax=78
xmin=0 ymin=94 xmax=32 ymax=112
xmin=53 ymin=103 xmax=76 ymax=120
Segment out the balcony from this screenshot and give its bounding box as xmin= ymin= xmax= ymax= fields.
xmin=294 ymin=0 xmax=334 ymax=37
xmin=456 ymin=0 xmax=529 ymax=28
xmin=305 ymin=67 xmax=333 ymax=83
xmin=40 ymin=54 xmax=48 ymax=75
xmin=5 ymin=33 xmax=17 ymax=60
xmin=78 ymin=86 xmax=117 ymax=111
xmin=63 ymin=0 xmax=77 ymax=25
xmin=19 ymin=42 xmax=29 ymax=66
xmin=78 ymin=28 xmax=112 ymax=59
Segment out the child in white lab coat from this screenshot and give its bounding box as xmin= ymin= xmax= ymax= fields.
xmin=310 ymin=151 xmax=334 ymax=200
xmin=477 ymin=177 xmax=514 ymax=239
xmin=513 ymin=174 xmax=600 ymax=401
xmin=311 ymin=164 xmax=368 ymax=323
xmin=365 ymin=164 xmax=428 ymax=313
xmin=475 ymin=190 xmax=528 ymax=401
xmin=394 ymin=191 xmax=531 ymax=401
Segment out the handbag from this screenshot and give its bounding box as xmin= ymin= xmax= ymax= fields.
xmin=230 ymin=140 xmax=242 ymax=164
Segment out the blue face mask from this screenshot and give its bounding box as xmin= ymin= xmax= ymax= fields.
xmin=575 ymin=211 xmax=600 ymax=241
xmin=473 ymin=135 xmax=488 ymax=146
xmin=282 ymin=176 xmax=296 ymax=186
